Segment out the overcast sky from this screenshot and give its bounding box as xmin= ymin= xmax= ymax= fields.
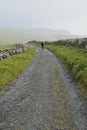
xmin=0 ymin=0 xmax=87 ymax=35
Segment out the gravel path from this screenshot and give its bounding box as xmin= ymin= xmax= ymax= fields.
xmin=0 ymin=49 xmax=86 ymax=130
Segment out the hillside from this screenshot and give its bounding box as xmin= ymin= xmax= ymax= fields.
xmin=0 ymin=28 xmax=76 ymax=44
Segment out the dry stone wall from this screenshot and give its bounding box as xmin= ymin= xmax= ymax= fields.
xmin=54 ymin=38 xmax=87 ymax=48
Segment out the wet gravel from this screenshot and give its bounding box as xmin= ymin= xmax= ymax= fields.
xmin=0 ymin=49 xmax=87 ymax=130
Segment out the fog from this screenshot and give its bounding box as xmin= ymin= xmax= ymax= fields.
xmin=0 ymin=0 xmax=87 ymax=35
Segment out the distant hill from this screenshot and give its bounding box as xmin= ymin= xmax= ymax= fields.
xmin=0 ymin=28 xmax=79 ymax=44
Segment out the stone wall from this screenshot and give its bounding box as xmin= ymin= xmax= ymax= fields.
xmin=54 ymin=38 xmax=87 ymax=48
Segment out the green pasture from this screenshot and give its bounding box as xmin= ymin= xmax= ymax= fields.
xmin=0 ymin=44 xmax=16 ymax=50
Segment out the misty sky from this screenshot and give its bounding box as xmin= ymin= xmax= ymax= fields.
xmin=0 ymin=0 xmax=87 ymax=35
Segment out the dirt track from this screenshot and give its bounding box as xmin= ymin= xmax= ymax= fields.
xmin=0 ymin=48 xmax=87 ymax=130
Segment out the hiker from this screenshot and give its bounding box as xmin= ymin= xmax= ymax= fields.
xmin=41 ymin=42 xmax=44 ymax=49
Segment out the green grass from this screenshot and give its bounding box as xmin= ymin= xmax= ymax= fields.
xmin=0 ymin=48 xmax=36 ymax=89
xmin=0 ymin=44 xmax=16 ymax=50
xmin=46 ymin=45 xmax=87 ymax=95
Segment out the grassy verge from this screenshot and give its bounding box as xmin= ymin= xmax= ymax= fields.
xmin=46 ymin=45 xmax=87 ymax=95
xmin=0 ymin=48 xmax=36 ymax=89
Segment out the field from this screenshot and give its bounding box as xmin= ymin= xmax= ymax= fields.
xmin=0 ymin=48 xmax=36 ymax=89
xmin=46 ymin=45 xmax=87 ymax=95
xmin=0 ymin=44 xmax=16 ymax=50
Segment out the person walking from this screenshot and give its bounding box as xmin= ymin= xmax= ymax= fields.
xmin=41 ymin=42 xmax=44 ymax=49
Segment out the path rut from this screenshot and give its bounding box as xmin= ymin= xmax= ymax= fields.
xmin=0 ymin=49 xmax=86 ymax=130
